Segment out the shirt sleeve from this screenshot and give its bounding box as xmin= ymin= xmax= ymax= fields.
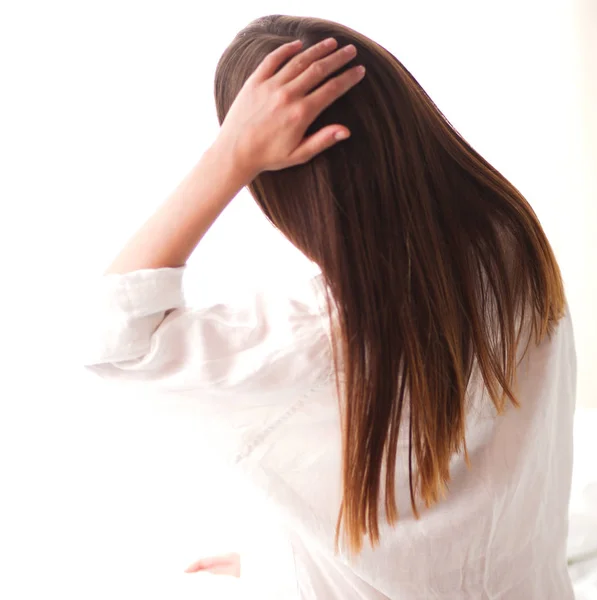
xmin=80 ymin=266 xmax=335 ymax=395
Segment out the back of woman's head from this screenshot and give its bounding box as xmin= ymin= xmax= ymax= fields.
xmin=214 ymin=14 xmax=565 ymax=555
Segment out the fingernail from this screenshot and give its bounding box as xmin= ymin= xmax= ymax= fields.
xmin=335 ymin=130 xmax=350 ymax=140
xmin=357 ymin=65 xmax=366 ymax=75
xmin=323 ymin=38 xmax=337 ymax=47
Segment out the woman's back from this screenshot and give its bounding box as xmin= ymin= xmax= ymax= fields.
xmin=228 ymin=274 xmax=576 ymax=600
xmin=83 ymin=267 xmax=576 ymax=599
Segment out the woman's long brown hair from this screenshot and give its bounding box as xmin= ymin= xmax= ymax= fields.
xmin=214 ymin=15 xmax=566 ymax=555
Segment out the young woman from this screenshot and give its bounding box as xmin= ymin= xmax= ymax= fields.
xmin=82 ymin=14 xmax=577 ymax=599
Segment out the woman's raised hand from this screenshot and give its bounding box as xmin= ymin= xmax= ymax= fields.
xmin=215 ymin=38 xmax=365 ymax=179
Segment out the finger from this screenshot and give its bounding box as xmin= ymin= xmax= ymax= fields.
xmin=287 ymin=44 xmax=358 ymax=97
xmin=288 ymin=125 xmax=351 ymax=165
xmin=273 ymin=37 xmax=339 ymax=85
xmin=184 ymin=559 xmax=209 ymax=573
xmin=184 ymin=557 xmax=224 ymax=573
xmin=184 ymin=553 xmax=240 ymax=574
xmin=250 ymin=40 xmax=304 ymax=82
xmin=305 ymin=65 xmax=366 ymax=118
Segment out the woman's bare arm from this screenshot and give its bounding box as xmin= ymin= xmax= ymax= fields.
xmin=104 ymin=37 xmax=364 ymax=276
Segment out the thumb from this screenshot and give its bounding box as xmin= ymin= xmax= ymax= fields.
xmin=288 ymin=126 xmax=351 ymax=165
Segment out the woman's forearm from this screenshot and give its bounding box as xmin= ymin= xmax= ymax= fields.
xmin=104 ymin=141 xmax=251 ymax=275
xmin=104 ymin=36 xmax=363 ymax=276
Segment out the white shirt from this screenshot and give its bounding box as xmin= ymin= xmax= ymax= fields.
xmin=82 ymin=265 xmax=577 ymax=599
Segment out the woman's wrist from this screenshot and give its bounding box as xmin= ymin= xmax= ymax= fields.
xmin=207 ymin=134 xmax=260 ymax=189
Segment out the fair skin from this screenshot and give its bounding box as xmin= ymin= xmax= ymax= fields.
xmin=184 ymin=552 xmax=241 ymax=577
xmin=104 ymin=37 xmax=365 ymax=574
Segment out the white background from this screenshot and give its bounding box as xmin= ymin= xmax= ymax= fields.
xmin=1 ymin=1 xmax=596 ymax=598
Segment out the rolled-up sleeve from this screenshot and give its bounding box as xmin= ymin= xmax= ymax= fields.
xmin=80 ymin=267 xmax=334 ymax=395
